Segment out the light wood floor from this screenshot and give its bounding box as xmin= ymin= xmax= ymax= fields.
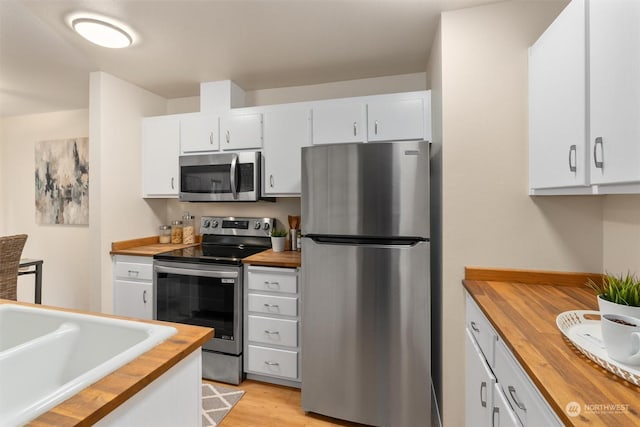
xmin=204 ymin=379 xmax=368 ymax=427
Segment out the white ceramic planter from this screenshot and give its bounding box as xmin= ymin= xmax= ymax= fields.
xmin=271 ymin=236 xmax=286 ymax=253
xmin=598 ymin=295 xmax=640 ymax=320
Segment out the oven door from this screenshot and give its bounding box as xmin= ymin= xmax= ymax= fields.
xmin=153 ymin=261 xmax=242 ymax=355
xmin=179 ymin=151 xmax=260 ymax=202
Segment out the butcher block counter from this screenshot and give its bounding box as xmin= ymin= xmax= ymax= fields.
xmin=464 ymin=267 xmax=640 ymax=427
xmin=3 ymin=299 xmax=213 ymax=426
xmin=242 ymin=249 xmax=301 ymax=268
xmin=110 ymin=236 xmax=200 ymax=256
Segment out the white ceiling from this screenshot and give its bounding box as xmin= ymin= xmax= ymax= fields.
xmin=0 ymin=0 xmax=502 ymax=118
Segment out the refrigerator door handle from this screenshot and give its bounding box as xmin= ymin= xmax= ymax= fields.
xmin=307 ymin=235 xmax=427 ymax=248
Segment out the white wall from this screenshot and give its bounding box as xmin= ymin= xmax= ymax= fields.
xmin=603 ymin=195 xmax=640 ymax=273
xmin=434 ymin=2 xmax=603 ymax=426
xmin=89 ymin=72 xmax=168 ymax=313
xmin=0 ymin=110 xmax=91 ymax=308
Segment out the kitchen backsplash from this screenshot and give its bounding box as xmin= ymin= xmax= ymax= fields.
xmin=165 ymin=198 xmax=301 ymax=234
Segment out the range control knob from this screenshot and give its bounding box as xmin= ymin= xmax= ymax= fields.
xmin=211 ymin=220 xmax=219 ymax=228
xmin=254 ymin=222 xmax=261 ymax=230
xmin=202 ymin=219 xmax=211 ymax=228
xmin=263 ymin=223 xmax=270 ymax=231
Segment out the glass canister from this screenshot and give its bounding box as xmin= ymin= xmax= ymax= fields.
xmin=171 ymin=220 xmax=183 ymax=244
xmin=182 ymin=212 xmax=195 ymax=244
xmin=159 ymin=225 xmax=171 ymax=244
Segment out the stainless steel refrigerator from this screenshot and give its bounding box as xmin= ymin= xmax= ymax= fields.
xmin=301 ymin=141 xmax=430 ymax=427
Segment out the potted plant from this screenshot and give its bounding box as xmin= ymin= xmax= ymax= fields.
xmin=587 ymin=272 xmax=640 ymax=318
xmin=270 ymin=229 xmax=288 ymax=253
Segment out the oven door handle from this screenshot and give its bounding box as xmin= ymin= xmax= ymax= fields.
xmin=154 ymin=265 xmax=238 ymax=279
xmin=230 ymin=153 xmax=238 ymax=200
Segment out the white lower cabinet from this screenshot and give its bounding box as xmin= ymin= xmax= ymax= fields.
xmin=465 ymin=293 xmax=562 ymax=427
xmin=244 ymin=265 xmax=301 ymax=387
xmin=112 ymin=255 xmax=153 ymax=320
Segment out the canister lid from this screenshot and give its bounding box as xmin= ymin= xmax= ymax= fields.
xmin=171 ymin=220 xmax=183 ymax=226
xmin=159 ymin=225 xmax=170 ymax=230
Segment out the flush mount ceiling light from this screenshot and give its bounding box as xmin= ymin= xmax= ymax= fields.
xmin=71 ymin=17 xmax=133 ymax=48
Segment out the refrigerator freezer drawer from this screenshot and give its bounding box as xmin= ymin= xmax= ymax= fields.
xmin=248 ymin=345 xmax=298 ymax=379
xmin=248 ymin=315 xmax=298 ymax=348
xmin=301 ymin=238 xmax=430 ymax=427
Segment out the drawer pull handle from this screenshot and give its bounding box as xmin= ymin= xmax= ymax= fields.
xmin=264 ymin=281 xmax=280 ymax=288
xmin=508 ymin=385 xmax=526 ymax=411
xmin=143 ymin=290 xmax=148 ymax=304
xmin=492 ymin=407 xmax=499 ymax=427
xmin=264 ymin=303 xmax=280 ymax=309
xmin=480 ymin=381 xmax=487 ymax=408
xmin=128 ymin=270 xmax=139 ymax=277
xmin=264 ymin=330 xmax=280 ymax=335
xmin=470 ymin=321 xmax=480 ymax=333
xmin=264 ymin=361 xmax=280 ymax=366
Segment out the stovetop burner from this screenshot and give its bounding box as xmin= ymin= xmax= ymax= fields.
xmin=153 ymin=216 xmax=274 ymax=265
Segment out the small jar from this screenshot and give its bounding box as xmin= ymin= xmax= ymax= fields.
xmin=159 ymin=225 xmax=171 ymax=244
xmin=171 ymin=220 xmax=183 ymax=244
xmin=182 ymin=212 xmax=195 ymax=244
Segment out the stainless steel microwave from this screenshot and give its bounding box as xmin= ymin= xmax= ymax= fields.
xmin=179 ymin=151 xmax=263 ymax=202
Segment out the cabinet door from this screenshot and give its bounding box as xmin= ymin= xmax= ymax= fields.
xmin=492 ymin=384 xmax=521 ymax=427
xmin=142 ymin=115 xmax=180 ymax=197
xmin=113 ymin=280 xmax=153 ymax=320
xmin=367 ymin=98 xmax=424 ymax=142
xmin=180 ymin=113 xmax=219 ymax=153
xmin=528 ymin=0 xmax=587 ymax=190
xmin=262 ymin=107 xmax=310 ymax=195
xmin=220 ymin=113 xmax=263 ymax=150
xmin=466 ymin=329 xmax=495 ymax=427
xmin=589 ymin=0 xmax=640 ymax=185
xmin=312 ymin=102 xmax=366 ymax=144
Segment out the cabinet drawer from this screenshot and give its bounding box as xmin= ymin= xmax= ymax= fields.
xmin=248 ymin=345 xmax=298 ymax=379
xmin=494 ymin=340 xmax=562 ymax=427
xmin=248 ymin=269 xmax=297 ymax=294
xmin=114 ymin=261 xmax=153 ymax=281
xmin=466 ymin=294 xmax=497 ymax=366
xmin=248 ymin=294 xmax=298 ymax=316
xmin=248 ymin=315 xmax=298 ymax=348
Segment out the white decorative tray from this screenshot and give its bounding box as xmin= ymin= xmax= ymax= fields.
xmin=556 ymin=310 xmax=640 ymax=387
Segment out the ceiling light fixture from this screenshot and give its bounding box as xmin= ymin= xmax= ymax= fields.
xmin=71 ymin=17 xmax=133 ymax=49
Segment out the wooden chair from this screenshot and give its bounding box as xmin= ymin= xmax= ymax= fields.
xmin=0 ymin=234 xmax=28 ymax=300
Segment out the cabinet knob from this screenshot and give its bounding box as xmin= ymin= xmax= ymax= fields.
xmin=480 ymin=381 xmax=487 ymax=408
xmin=374 ymin=120 xmax=379 ymax=135
xmin=264 ymin=329 xmax=280 ymax=335
xmin=470 ymin=321 xmax=480 ymax=333
xmin=171 ymin=177 xmax=175 ymax=190
xmin=226 ymin=130 xmax=230 ymax=144
xmin=492 ymin=407 xmax=499 ymax=427
xmin=209 ymin=132 xmax=214 ymax=145
xmin=143 ymin=289 xmax=148 ymax=304
xmin=269 ymin=174 xmax=274 ymax=188
xmin=353 ymin=122 xmax=358 ymax=136
xmin=264 ymin=361 xmax=280 ymax=366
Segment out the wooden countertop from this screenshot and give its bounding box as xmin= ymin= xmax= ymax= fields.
xmin=242 ymin=249 xmax=301 ymax=268
xmin=1 ymin=300 xmax=214 ymax=426
xmin=110 ymin=236 xmax=200 ymax=256
xmin=463 ymin=267 xmax=639 ymax=427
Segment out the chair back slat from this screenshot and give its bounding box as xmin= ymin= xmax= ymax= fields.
xmin=0 ymin=234 xmax=28 ymax=300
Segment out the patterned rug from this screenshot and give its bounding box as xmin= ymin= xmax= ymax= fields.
xmin=202 ymin=383 xmax=245 ymax=427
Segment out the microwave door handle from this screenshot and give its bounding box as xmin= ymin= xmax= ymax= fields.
xmin=230 ymin=154 xmax=238 ymax=199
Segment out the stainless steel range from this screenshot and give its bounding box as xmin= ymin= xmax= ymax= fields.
xmin=153 ymin=216 xmax=273 ymax=384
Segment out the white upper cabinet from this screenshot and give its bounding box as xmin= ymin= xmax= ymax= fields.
xmin=262 ymin=107 xmax=311 ymax=196
xmin=142 ymin=115 xmax=180 ymax=198
xmin=529 ymin=0 xmax=587 ymax=190
xmin=180 ymin=113 xmax=219 ymax=153
xmin=529 ymin=0 xmax=640 ymax=194
xmin=367 ymin=98 xmax=425 ymax=142
xmin=589 ymin=0 xmax=640 ymax=186
xmin=220 ymin=112 xmax=263 ymax=150
xmin=312 ymin=102 xmax=367 ymax=144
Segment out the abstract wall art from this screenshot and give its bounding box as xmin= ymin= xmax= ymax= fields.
xmin=35 ymin=138 xmax=89 ymax=225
